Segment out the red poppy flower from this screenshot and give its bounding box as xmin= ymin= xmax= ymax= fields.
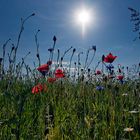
xmin=103 ymin=53 xmax=117 ymax=63
xmin=47 ymin=77 xmax=57 ymax=83
xmin=32 ymin=84 xmax=47 ymax=94
xmin=96 ymin=70 xmax=102 ymax=75
xmin=55 ymin=69 xmax=65 ymax=78
xmin=37 ymin=64 xmax=49 ymax=73
xmin=117 ymin=75 xmax=124 ymax=80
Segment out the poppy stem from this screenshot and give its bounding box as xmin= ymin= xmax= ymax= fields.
xmin=94 ymin=61 xmax=101 ymax=73
xmin=86 ymin=50 xmax=96 ymax=69
xmin=35 ymin=29 xmax=41 ymax=66
xmin=84 ymin=49 xmax=90 ymax=70
xmin=69 ymin=49 xmax=75 ymax=75
xmin=56 ymin=49 xmax=60 ymax=68
xmin=60 ymin=46 xmax=73 ymax=68
xmin=13 ymin=13 xmax=35 ymax=74
xmin=2 ymin=39 xmax=11 ymax=77
xmin=77 ymin=52 xmax=83 ymax=78
xmin=50 ymin=36 xmax=57 ymax=62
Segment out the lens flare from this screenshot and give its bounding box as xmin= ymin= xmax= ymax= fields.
xmin=75 ymin=7 xmax=92 ymax=36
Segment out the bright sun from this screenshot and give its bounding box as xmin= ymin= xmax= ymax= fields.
xmin=75 ymin=7 xmax=92 ymax=36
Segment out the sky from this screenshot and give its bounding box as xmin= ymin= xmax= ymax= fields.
xmin=0 ymin=0 xmax=140 ymax=70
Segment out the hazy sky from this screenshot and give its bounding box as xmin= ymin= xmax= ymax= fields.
xmin=0 ymin=0 xmax=140 ymax=69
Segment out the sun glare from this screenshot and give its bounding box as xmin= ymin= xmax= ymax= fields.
xmin=75 ymin=7 xmax=93 ymax=36
xmin=77 ymin=10 xmax=90 ymax=25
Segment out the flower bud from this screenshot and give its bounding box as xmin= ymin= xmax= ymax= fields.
xmin=92 ymin=45 xmax=96 ymax=51
xmin=0 ymin=58 xmax=3 ymax=63
xmin=36 ymin=53 xmax=39 ymax=58
xmin=88 ymin=68 xmax=90 ymax=72
xmin=73 ymin=48 xmax=76 ymax=53
xmin=53 ymin=36 xmax=57 ymax=42
xmin=47 ymin=60 xmax=52 ymax=65
xmin=102 ymin=55 xmax=105 ymax=61
xmin=48 ymin=48 xmax=54 ymax=52
xmin=61 ymin=57 xmax=63 ymax=61
xmin=31 ymin=13 xmax=35 ymax=16
xmin=12 ymin=46 xmax=15 ymax=51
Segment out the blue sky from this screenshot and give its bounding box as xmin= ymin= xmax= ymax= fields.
xmin=0 ymin=0 xmax=140 ymax=69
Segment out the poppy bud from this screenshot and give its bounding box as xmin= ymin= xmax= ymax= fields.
xmin=22 ymin=58 xmax=24 ymax=62
xmin=12 ymin=46 xmax=15 ymax=51
xmin=111 ymin=70 xmax=114 ymax=75
xmin=53 ymin=36 xmax=57 ymax=42
xmin=47 ymin=60 xmax=52 ymax=65
xmin=88 ymin=68 xmax=90 ymax=72
xmin=92 ymin=45 xmax=96 ymax=51
xmin=73 ymin=48 xmax=76 ymax=52
xmin=61 ymin=57 xmax=63 ymax=61
xmin=102 ymin=55 xmax=105 ymax=61
xmin=48 ymin=48 xmax=54 ymax=52
xmin=36 ymin=53 xmax=39 ymax=58
xmin=0 ymin=58 xmax=3 ymax=63
xmin=81 ymin=75 xmax=84 ymax=81
xmin=31 ymin=13 xmax=35 ymax=16
xmin=118 ymin=68 xmax=121 ymax=73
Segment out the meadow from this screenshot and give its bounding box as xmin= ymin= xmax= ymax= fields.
xmin=0 ymin=13 xmax=140 ymax=140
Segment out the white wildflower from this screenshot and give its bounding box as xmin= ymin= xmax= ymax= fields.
xmin=124 ymin=127 xmax=134 ymax=132
xmin=129 ymin=110 xmax=139 ymax=114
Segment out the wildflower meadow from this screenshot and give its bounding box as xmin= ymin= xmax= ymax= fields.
xmin=0 ymin=6 xmax=140 ymax=140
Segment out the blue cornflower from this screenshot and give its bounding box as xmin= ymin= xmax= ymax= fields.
xmin=106 ymin=64 xmax=114 ymax=71
xmin=96 ymin=86 xmax=104 ymax=91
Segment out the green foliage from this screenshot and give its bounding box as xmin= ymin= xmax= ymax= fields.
xmin=0 ymin=79 xmax=140 ymax=140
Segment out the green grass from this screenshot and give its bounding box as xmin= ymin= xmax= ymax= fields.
xmin=0 ymin=78 xmax=140 ymax=140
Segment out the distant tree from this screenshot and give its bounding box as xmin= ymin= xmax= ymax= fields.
xmin=128 ymin=7 xmax=140 ymax=41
